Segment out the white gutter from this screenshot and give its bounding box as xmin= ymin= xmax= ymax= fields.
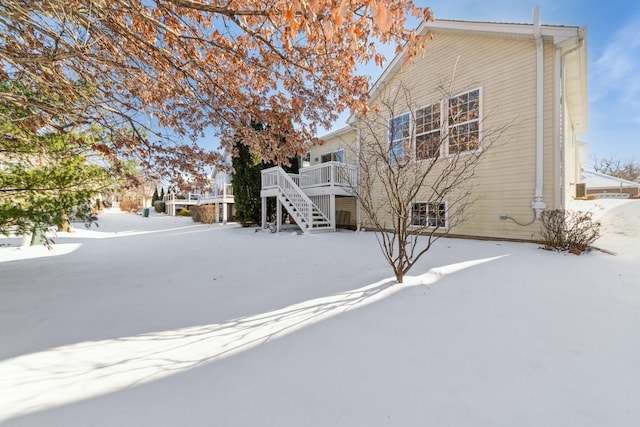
xmin=531 ymin=6 xmax=547 ymax=218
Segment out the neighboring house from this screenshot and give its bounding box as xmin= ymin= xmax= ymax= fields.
xmin=261 ymin=125 xmax=358 ymax=232
xmin=165 ymin=155 xmax=235 ymax=222
xmin=118 ymin=179 xmax=158 ymax=212
xmin=261 ymin=10 xmax=588 ymax=241
xmin=163 ymin=191 xmax=201 ymax=216
xmin=201 ymin=157 xmax=235 ymax=222
xmin=580 ymin=170 xmax=640 ymax=198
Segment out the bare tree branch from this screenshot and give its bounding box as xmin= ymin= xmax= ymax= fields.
xmin=349 ymin=80 xmax=510 ymax=283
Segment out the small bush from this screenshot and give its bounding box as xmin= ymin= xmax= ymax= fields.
xmin=540 ymin=209 xmax=601 ymax=254
xmin=199 ymin=205 xmax=217 ymax=224
xmin=191 ymin=206 xmax=201 ymax=222
xmin=120 ymin=199 xmax=141 ymax=213
xmin=189 ymin=205 xmax=218 ymax=224
xmin=153 ymin=200 xmax=165 ymax=213
xmin=119 ymin=200 xmax=132 ymax=212
xmin=178 ymin=208 xmax=191 ymax=217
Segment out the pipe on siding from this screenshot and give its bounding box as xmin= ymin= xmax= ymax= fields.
xmin=532 ymin=6 xmax=547 ymax=218
xmin=355 ymin=124 xmax=362 ymax=231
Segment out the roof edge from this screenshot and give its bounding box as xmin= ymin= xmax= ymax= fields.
xmin=318 ymin=125 xmax=355 ymax=141
xmin=366 ymin=17 xmax=582 ymax=106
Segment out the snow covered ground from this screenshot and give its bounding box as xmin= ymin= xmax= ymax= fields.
xmin=0 ymin=200 xmax=639 ymax=426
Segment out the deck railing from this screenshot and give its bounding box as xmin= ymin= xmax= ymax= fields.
xmin=262 ymin=169 xmax=300 ymax=189
xmin=163 ymin=193 xmax=200 ymax=203
xmin=299 ymin=161 xmax=357 ymax=189
xmin=201 ymin=184 xmax=233 ymax=199
xmin=164 ymin=185 xmax=233 ymax=205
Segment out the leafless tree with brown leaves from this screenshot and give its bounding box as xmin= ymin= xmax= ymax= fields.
xmin=1 ymin=0 xmax=433 ymax=183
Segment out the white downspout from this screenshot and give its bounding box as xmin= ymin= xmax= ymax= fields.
xmin=532 ymin=6 xmax=547 ymax=218
xmin=355 ymin=124 xmax=362 ymax=231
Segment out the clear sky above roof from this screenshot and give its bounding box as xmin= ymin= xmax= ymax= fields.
xmin=332 ymin=0 xmax=640 ymax=163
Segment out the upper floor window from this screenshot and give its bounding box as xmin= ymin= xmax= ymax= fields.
xmin=386 ymin=88 xmax=480 ymax=163
xmin=389 ymin=113 xmax=410 ymax=164
xmin=301 ymin=151 xmax=311 ymax=168
xmin=415 ymin=102 xmax=442 ymax=160
xmin=448 ymin=89 xmax=480 ymax=154
xmin=321 ymin=149 xmax=345 ymax=163
xmin=215 ymin=174 xmax=230 ymax=186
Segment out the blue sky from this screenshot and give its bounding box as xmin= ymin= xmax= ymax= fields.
xmin=329 ymin=0 xmax=640 ymax=164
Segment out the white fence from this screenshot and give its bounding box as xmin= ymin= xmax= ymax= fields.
xmin=299 ymin=162 xmax=357 ymax=189
xmin=593 ymin=192 xmax=630 ymax=199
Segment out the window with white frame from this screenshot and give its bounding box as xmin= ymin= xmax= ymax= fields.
xmin=415 ymin=102 xmax=442 ymax=160
xmin=302 ymin=151 xmax=311 ymax=168
xmin=320 ymin=149 xmax=345 ymax=163
xmin=448 ymin=89 xmax=480 ymax=154
xmin=389 ymin=113 xmax=410 ymax=164
xmin=411 ymin=201 xmax=447 ymax=228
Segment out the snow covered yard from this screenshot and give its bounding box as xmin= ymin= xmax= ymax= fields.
xmin=1 ymin=202 xmax=639 ymax=426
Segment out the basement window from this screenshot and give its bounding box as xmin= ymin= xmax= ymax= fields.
xmin=411 ymin=201 xmax=447 ymax=228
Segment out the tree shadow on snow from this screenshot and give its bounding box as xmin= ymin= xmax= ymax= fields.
xmin=0 ymin=254 xmax=507 ymax=422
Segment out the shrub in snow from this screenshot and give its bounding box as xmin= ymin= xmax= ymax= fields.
xmin=153 ymin=200 xmax=165 ymax=213
xmin=189 ymin=205 xmax=217 ymax=224
xmin=178 ymin=208 xmax=191 ymax=217
xmin=191 ymin=206 xmax=200 ymax=222
xmin=119 ymin=199 xmax=141 ymax=214
xmin=540 ymin=209 xmax=601 ymax=254
xmin=198 ymin=205 xmax=217 ymax=224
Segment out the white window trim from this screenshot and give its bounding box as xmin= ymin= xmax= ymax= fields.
xmin=415 ymin=100 xmax=444 ymax=161
xmin=320 ymin=149 xmax=345 ymax=163
xmin=402 ymin=87 xmax=483 ymax=164
xmin=445 ymin=87 xmax=483 ymax=157
xmin=389 ymin=112 xmax=411 ymax=164
xmin=409 ymin=200 xmax=448 ymax=230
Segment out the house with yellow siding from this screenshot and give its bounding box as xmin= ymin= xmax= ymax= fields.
xmin=261 ymin=10 xmax=587 ymax=241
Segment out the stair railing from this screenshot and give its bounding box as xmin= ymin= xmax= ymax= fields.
xmin=276 ymin=167 xmax=313 ymax=227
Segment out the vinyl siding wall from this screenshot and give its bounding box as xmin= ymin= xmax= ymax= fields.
xmin=361 ymin=31 xmax=562 ymax=241
xmin=308 ymin=129 xmax=357 ymax=166
xmin=335 ymin=196 xmax=357 ymax=228
xmin=563 ymin=96 xmax=582 ymax=204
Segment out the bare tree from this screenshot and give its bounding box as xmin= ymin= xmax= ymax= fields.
xmin=592 ymin=156 xmax=640 ymax=183
xmin=351 ymin=81 xmax=508 ymax=283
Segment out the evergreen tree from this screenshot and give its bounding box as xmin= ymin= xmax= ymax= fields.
xmin=231 ymin=122 xmax=301 ymax=226
xmin=0 ymin=128 xmax=118 ymax=242
xmin=152 ymin=187 xmax=159 ymax=204
xmin=160 ymin=187 xmax=165 ymax=200
xmin=0 ymin=81 xmax=121 ymax=243
xmin=232 ymin=139 xmax=264 ymax=226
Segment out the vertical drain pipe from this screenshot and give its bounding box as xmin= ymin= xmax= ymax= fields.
xmin=532 ymin=6 xmax=547 ymax=218
xmin=354 ymin=123 xmax=362 ymax=231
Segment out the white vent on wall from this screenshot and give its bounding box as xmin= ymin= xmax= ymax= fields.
xmin=575 ymin=183 xmax=586 ymax=199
